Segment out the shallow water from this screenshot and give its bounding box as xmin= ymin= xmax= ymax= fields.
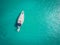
xmin=0 ymin=0 xmax=60 ymax=45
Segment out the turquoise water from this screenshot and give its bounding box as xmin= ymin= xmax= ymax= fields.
xmin=0 ymin=0 xmax=60 ymax=45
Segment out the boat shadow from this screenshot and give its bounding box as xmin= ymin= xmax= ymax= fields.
xmin=14 ymin=13 xmax=21 ymax=32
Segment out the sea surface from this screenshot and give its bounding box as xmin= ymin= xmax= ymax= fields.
xmin=0 ymin=0 xmax=60 ymax=45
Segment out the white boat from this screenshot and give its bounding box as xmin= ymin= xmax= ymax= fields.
xmin=17 ymin=10 xmax=24 ymax=32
